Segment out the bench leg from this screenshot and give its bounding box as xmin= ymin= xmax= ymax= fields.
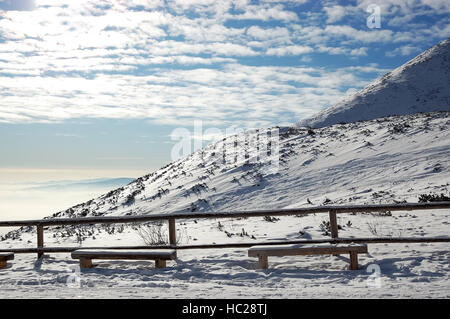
xmin=349 ymin=252 xmax=358 ymax=270
xmin=257 ymin=255 xmax=268 ymax=269
xmin=0 ymin=260 xmax=7 ymax=269
xmin=155 ymin=259 xmax=166 ymax=269
xmin=79 ymin=258 xmax=93 ymax=269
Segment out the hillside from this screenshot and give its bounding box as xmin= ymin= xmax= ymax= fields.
xmin=297 ymin=38 xmax=450 ymax=128
xmin=3 ymin=111 xmax=449 ymax=239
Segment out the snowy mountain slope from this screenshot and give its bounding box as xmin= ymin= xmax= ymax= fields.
xmin=58 ymin=111 xmax=450 ymax=217
xmin=297 ymin=38 xmax=450 ymax=128
xmin=3 ymin=111 xmax=449 ymax=242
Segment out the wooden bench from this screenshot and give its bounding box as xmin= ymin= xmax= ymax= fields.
xmin=248 ymin=244 xmax=368 ymax=270
xmin=0 ymin=253 xmax=14 ymax=269
xmin=71 ymin=249 xmax=177 ymax=269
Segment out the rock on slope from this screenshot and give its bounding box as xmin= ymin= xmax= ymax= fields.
xmin=297 ymin=38 xmax=450 ymax=128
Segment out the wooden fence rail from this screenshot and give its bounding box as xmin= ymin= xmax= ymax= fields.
xmin=1 ymin=202 xmax=449 ymax=258
xmin=2 ymin=237 xmax=450 ymax=255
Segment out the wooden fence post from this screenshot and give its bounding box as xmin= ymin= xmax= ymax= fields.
xmin=37 ymin=225 xmax=44 ymax=259
xmin=349 ymin=251 xmax=358 ymax=270
xmin=258 ymin=255 xmax=269 ymax=269
xmin=329 ymin=210 xmax=338 ymax=239
xmin=168 ymin=218 xmax=176 ymax=246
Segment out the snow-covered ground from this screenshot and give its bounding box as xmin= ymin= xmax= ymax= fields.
xmin=1 ymin=111 xmax=449 ymax=298
xmin=1 ymin=241 xmax=449 ymax=298
xmin=1 ymin=208 xmax=450 ymax=298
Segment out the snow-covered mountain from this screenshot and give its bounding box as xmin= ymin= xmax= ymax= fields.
xmin=297 ymin=38 xmax=450 ymax=128
xmin=4 ymin=111 xmax=448 ymax=231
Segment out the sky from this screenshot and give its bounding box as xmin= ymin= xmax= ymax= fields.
xmin=0 ymin=0 xmax=449 ymax=177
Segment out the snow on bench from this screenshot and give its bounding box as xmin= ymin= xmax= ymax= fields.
xmin=248 ymin=244 xmax=368 ymax=270
xmin=71 ymin=249 xmax=177 ymax=269
xmin=0 ymin=252 xmax=14 ymax=269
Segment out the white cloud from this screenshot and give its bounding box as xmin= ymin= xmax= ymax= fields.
xmin=356 ymin=0 xmax=450 ymax=16
xmin=226 ymin=3 xmax=299 ymax=22
xmin=247 ymin=26 xmax=290 ymax=40
xmin=0 ymin=64 xmax=385 ymax=126
xmin=315 ymin=45 xmax=367 ymax=56
xmin=266 ymin=45 xmax=313 ymax=56
xmin=324 ymin=25 xmax=394 ymax=43
xmin=350 ymin=47 xmax=368 ymax=56
xmin=261 ymin=0 xmax=308 ymax=3
xmin=323 ymin=5 xmax=347 ymax=23
xmin=386 ymin=45 xmax=421 ymax=57
xmin=0 ymin=0 xmax=448 ymax=128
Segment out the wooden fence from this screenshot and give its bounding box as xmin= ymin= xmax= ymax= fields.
xmin=1 ymin=202 xmax=449 ymax=257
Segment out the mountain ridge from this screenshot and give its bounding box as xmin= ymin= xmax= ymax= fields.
xmin=297 ymin=38 xmax=450 ymax=128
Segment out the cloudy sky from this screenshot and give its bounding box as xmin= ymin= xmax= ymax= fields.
xmin=0 ymin=0 xmax=449 ymax=175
